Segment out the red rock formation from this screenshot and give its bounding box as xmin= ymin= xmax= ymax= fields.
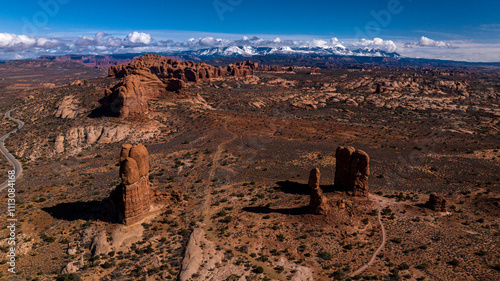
xmin=108 ymin=54 xmax=225 ymax=82
xmin=334 ymin=146 xmax=370 ymax=196
xmin=102 ymin=74 xmax=162 ymax=118
xmin=103 ymin=55 xmax=256 ymax=117
xmin=425 ymin=193 xmax=447 ymax=211
xmin=110 ymin=143 xmax=153 ymax=225
xmin=310 ymin=67 xmax=321 ymax=75
xmin=226 ymin=60 xmax=257 ymax=77
xmin=309 ymin=168 xmax=329 ymax=215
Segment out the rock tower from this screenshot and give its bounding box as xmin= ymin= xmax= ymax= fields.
xmin=334 ymin=146 xmax=370 ymax=196
xmin=308 ymin=168 xmax=330 ymax=215
xmin=110 ymin=143 xmax=153 ymax=225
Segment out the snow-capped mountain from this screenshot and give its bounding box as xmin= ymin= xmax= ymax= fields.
xmin=184 ymin=45 xmax=399 ymax=59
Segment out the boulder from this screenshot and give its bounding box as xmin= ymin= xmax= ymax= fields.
xmin=120 ymin=157 xmax=140 ymax=185
xmin=129 ymin=144 xmax=149 ymax=177
xmin=120 ymin=144 xmax=133 ymax=162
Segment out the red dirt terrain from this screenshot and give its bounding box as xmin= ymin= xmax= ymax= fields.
xmin=0 ymin=55 xmax=498 ymax=280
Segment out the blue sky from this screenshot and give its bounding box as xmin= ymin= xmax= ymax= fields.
xmin=0 ymin=0 xmax=499 ymax=61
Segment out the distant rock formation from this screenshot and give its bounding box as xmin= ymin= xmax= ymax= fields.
xmin=425 ymin=193 xmax=447 ymax=212
xmin=110 ymin=143 xmax=159 ymax=225
xmin=310 ymin=67 xmax=321 ymax=75
xmin=226 ymin=60 xmax=257 ymax=77
xmin=108 ymin=54 xmax=225 ymax=82
xmin=374 ymin=83 xmax=382 ymax=94
xmin=102 ymin=54 xmax=256 ymax=117
xmin=334 ymin=146 xmax=370 ymax=196
xmin=308 ymin=168 xmax=329 ymax=215
xmin=102 ymin=64 xmax=189 ymax=118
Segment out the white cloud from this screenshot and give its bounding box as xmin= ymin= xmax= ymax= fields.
xmin=397 ymin=40 xmax=500 ymax=62
xmin=178 ymin=36 xmax=232 ymax=47
xmin=351 ymin=38 xmax=398 ymax=53
xmin=0 ymin=33 xmax=37 ymax=51
xmin=0 ymin=31 xmax=498 ymax=62
xmin=75 ymin=32 xmax=123 ymax=47
xmin=36 ymin=38 xmax=62 ymax=48
xmin=123 ymin=32 xmax=152 ymax=46
xmin=199 ymin=36 xmax=215 ymax=46
xmin=418 ymin=36 xmax=453 ymax=47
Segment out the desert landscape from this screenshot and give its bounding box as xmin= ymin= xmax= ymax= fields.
xmin=0 ymin=52 xmax=497 ymax=281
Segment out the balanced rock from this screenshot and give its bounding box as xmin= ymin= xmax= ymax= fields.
xmin=309 ymin=168 xmax=329 ymax=215
xmin=334 ymin=146 xmax=370 ymax=196
xmin=425 ymin=193 xmax=446 ymax=212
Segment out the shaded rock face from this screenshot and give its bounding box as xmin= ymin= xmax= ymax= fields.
xmin=110 ymin=143 xmax=153 ymax=225
xmin=101 ymin=73 xmax=168 ymax=118
xmin=309 ymin=168 xmax=329 ymax=215
xmin=334 ymin=146 xmax=370 ymax=196
xmin=425 ymin=193 xmax=447 ymax=211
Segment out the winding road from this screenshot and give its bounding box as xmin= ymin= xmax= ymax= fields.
xmin=351 ymin=206 xmax=387 ymax=277
xmin=0 ymin=108 xmax=24 ymax=191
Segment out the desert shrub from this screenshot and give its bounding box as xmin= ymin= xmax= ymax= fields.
xmin=318 ymin=250 xmax=332 ymax=260
xmin=448 ymin=259 xmax=460 ymax=267
xmin=56 ymin=273 xmax=82 ymax=281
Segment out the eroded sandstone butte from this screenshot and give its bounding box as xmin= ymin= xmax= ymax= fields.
xmin=102 ymin=54 xmax=256 ymax=117
xmin=109 ymin=143 xmax=159 ymax=225
xmin=108 ymin=54 xmax=225 ymax=82
xmin=334 ymin=146 xmax=370 ymax=197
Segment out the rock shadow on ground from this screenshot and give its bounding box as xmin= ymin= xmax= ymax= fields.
xmin=42 ymin=199 xmax=119 ymax=223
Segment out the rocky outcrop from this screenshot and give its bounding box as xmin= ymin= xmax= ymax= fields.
xmin=53 ymin=95 xmax=84 ymax=119
xmin=101 ymin=73 xmax=169 ymax=118
xmin=110 ymin=143 xmax=154 ymax=225
xmin=90 ymin=231 xmax=111 ymax=256
xmin=334 ymin=146 xmax=370 ymax=196
xmin=425 ymin=193 xmax=447 ymax=211
xmin=52 ymin=124 xmax=159 ymax=157
xmin=226 ymin=60 xmax=257 ymax=77
xmin=104 ymin=54 xmax=235 ymax=117
xmin=310 ymin=67 xmax=320 ymax=75
xmin=308 ymin=168 xmax=329 ymax=215
xmin=108 ymin=54 xmax=225 ymax=82
xmin=179 ymin=228 xmax=206 ymax=281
